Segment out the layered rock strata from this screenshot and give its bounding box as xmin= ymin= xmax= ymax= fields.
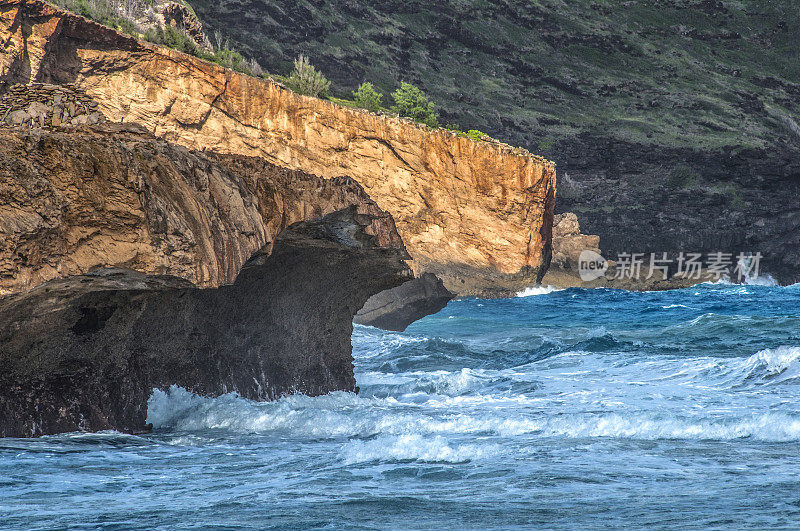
xmin=0 ymin=0 xmax=557 ymax=297
xmin=0 ymin=207 xmax=411 ymax=438
xmin=0 ymin=123 xmax=402 ymax=295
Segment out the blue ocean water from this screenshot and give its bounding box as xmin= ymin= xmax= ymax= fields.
xmin=2 ymin=282 xmax=800 ymax=529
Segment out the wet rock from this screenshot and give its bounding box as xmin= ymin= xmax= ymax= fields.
xmin=354 ymin=273 xmax=454 ymax=332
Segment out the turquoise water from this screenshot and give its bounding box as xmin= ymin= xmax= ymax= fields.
xmin=2 ymin=282 xmax=800 ymax=529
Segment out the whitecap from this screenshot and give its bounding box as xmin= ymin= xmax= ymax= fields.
xmin=739 ymin=346 xmax=800 ymax=383
xmin=532 ymin=412 xmax=800 ymax=442
xmin=744 ymin=274 xmax=779 ymax=287
xmin=341 ymin=434 xmax=498 ymax=464
xmin=516 ymin=285 xmax=563 ymax=297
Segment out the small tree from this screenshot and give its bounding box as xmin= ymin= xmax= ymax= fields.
xmin=391 ymin=82 xmax=438 ymax=127
xmin=248 ymin=57 xmax=265 ymax=78
xmin=353 ymin=82 xmax=383 ymax=112
xmin=286 ymin=55 xmax=330 ymax=97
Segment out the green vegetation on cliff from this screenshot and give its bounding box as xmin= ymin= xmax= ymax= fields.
xmin=284 ymin=55 xmax=331 ymax=97
xmin=50 ymin=0 xmax=260 ymax=76
xmin=390 ymin=82 xmax=439 ymax=128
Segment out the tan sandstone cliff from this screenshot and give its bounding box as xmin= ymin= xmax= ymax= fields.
xmin=0 ymin=0 xmax=556 ymax=296
xmin=0 ymin=122 xmax=405 ymax=295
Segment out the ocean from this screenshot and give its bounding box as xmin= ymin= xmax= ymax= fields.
xmin=2 ymin=282 xmax=799 ymax=529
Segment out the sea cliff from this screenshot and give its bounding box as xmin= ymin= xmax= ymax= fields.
xmin=0 ymin=122 xmax=404 ymax=294
xmin=0 ymin=0 xmax=556 ymax=296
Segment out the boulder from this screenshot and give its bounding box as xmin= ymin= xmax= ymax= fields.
xmin=354 ymin=273 xmax=454 ymax=332
xmin=7 ymin=109 xmax=28 ymax=125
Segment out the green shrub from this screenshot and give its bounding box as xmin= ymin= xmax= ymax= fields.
xmin=467 ymin=130 xmax=489 ymax=141
xmin=391 ymin=82 xmax=438 ymax=128
xmin=145 ymin=25 xmax=201 ymax=56
xmin=666 ymin=165 xmax=697 ymax=189
xmin=353 ymin=82 xmax=383 ymax=112
xmin=214 ymin=49 xmax=248 ymax=73
xmin=54 ymin=0 xmax=145 ymax=36
xmin=286 ymin=55 xmax=331 ymax=97
xmin=144 ymin=26 xmax=259 ymax=76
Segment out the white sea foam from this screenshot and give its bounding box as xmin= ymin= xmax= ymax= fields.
xmin=516 ymin=285 xmax=563 ymax=297
xmin=146 ymin=340 xmax=800 ymax=452
xmin=416 ymin=368 xmax=484 ymax=396
xmin=528 ymin=412 xmax=800 ymax=442
xmin=701 ymin=274 xmax=778 ymax=288
xmin=147 ymin=386 xmax=375 ymax=436
xmin=146 ymin=357 xmax=800 ymax=445
xmin=663 ymin=346 xmax=800 ymax=388
xmin=341 ymin=434 xmax=498 ymax=464
xmin=703 ymin=277 xmax=735 ymax=286
xmin=744 ymin=274 xmax=779 ymax=286
xmin=741 ymin=346 xmax=800 ymax=383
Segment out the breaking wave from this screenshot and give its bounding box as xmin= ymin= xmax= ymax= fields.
xmin=341 ymin=434 xmax=499 ymax=464
xmin=147 ymin=343 xmax=800 ymax=447
xmin=516 ymin=285 xmax=563 ymax=297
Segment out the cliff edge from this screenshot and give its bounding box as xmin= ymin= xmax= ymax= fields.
xmin=0 ymin=0 xmax=556 ymax=296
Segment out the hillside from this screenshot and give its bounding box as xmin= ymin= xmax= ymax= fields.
xmin=189 ymin=0 xmax=800 ymax=283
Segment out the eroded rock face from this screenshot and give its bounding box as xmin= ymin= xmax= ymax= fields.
xmin=0 ymin=123 xmax=402 ymax=295
xmin=541 ymin=212 xmax=724 ymax=291
xmin=0 ymin=0 xmax=557 ymax=296
xmin=354 ymin=273 xmax=453 ymax=332
xmin=550 ymin=213 xmax=602 ymax=271
xmin=0 ymin=82 xmax=105 ymax=127
xmin=159 ymin=1 xmax=210 ymax=51
xmin=0 ymin=207 xmax=411 ymax=437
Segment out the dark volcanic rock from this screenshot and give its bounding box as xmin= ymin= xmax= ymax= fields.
xmin=0 ymin=207 xmax=411 ymax=438
xmin=354 ymin=273 xmax=454 ymax=332
xmin=554 ymin=135 xmax=800 ymax=284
